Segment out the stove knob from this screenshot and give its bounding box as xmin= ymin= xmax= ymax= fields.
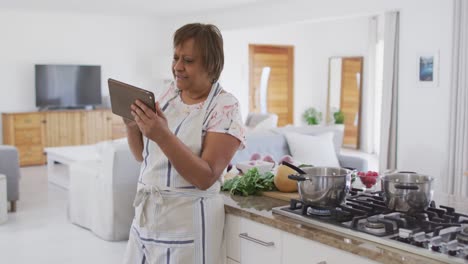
xmin=430 ymin=236 xmax=442 ymax=252
xmin=412 ymin=232 xmax=427 ymax=247
xmin=447 ymin=240 xmax=458 ymax=256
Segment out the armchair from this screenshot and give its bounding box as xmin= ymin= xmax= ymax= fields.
xmin=0 ymin=145 xmax=20 ymax=212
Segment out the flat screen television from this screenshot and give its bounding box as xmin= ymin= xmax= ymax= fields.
xmin=35 ymin=64 xmax=102 ymax=109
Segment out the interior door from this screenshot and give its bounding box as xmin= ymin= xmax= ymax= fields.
xmin=340 ymin=57 xmax=363 ymax=148
xmin=249 ymin=45 xmax=294 ymax=126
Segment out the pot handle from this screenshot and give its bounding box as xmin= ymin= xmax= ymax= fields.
xmin=282 ymin=161 xmax=307 ymax=174
xmin=398 ymin=171 xmax=417 ymax=174
xmin=288 ymin=174 xmax=307 ymax=181
xmin=394 ymin=184 xmax=419 ymax=190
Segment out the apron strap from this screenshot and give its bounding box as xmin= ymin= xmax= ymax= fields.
xmin=133 ymin=185 xmax=164 ymax=228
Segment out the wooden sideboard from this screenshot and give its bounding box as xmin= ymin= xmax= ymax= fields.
xmin=2 ymin=109 xmax=126 ymax=166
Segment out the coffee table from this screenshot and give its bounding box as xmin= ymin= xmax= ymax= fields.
xmin=44 ymin=145 xmax=100 ymax=189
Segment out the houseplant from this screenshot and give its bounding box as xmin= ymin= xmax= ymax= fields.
xmin=333 ymin=109 xmax=345 ymax=124
xmin=302 ymin=107 xmax=322 ymax=125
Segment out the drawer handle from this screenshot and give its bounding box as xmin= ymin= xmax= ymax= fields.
xmin=317 ymin=261 xmax=327 ymax=264
xmin=239 ymin=233 xmax=275 ymax=247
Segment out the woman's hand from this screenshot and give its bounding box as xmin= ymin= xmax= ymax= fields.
xmin=131 ymin=100 xmax=170 ymax=142
xmin=122 ymin=117 xmax=138 ymax=129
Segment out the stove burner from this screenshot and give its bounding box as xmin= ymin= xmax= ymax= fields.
xmin=307 ymin=206 xmax=331 ymax=216
xmin=365 ymin=216 xmax=385 ymax=229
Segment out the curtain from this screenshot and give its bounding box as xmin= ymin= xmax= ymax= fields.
xmin=446 ymin=0 xmax=468 ymax=197
xmin=379 ymin=11 xmax=399 ymax=172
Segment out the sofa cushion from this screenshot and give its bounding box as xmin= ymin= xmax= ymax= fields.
xmin=231 ymin=130 xmax=290 ymax=164
xmin=272 ymin=125 xmax=344 ymax=154
xmin=284 ymin=132 xmax=340 ymax=167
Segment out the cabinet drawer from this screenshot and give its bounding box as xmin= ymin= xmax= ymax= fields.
xmin=17 ymin=145 xmax=44 ymax=166
xmin=240 ymin=218 xmax=282 ymax=264
xmin=14 ymin=128 xmax=43 ymax=145
xmin=282 ymin=232 xmax=378 ymax=264
xmin=14 ymin=114 xmax=44 ymax=128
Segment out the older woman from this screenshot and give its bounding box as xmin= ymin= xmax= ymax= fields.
xmin=123 ymin=23 xmax=245 ymax=263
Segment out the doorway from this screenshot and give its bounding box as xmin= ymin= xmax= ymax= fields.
xmin=249 ymin=44 xmax=294 ymax=126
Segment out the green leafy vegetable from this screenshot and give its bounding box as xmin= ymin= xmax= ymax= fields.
xmin=221 ymin=168 xmax=276 ymax=196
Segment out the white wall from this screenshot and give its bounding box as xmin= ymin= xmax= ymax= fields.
xmin=220 ymin=17 xmax=369 ymax=124
xmin=0 ymin=9 xmax=165 ymax=143
xmin=163 ymin=0 xmax=454 ymax=192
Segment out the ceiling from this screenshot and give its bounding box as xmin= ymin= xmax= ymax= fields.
xmin=0 ymin=0 xmax=271 ymax=17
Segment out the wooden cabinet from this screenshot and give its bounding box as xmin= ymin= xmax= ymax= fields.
xmin=2 ymin=110 xmax=125 ymax=166
xmin=3 ymin=113 xmax=46 ymax=166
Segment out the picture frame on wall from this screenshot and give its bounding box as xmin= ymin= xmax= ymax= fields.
xmin=417 ymin=51 xmax=439 ymax=88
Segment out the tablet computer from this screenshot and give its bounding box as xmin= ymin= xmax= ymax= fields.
xmin=108 ymin=78 xmax=156 ymax=121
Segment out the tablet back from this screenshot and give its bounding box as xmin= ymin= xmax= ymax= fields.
xmin=108 ymin=78 xmax=155 ymax=121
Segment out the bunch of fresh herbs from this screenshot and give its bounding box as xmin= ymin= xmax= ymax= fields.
xmin=221 ymin=168 xmax=276 ymax=196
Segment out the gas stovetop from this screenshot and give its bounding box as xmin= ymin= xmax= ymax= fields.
xmin=272 ymin=190 xmax=468 ymax=263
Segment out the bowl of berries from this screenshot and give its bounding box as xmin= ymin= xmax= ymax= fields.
xmin=357 ymin=171 xmax=379 ymax=191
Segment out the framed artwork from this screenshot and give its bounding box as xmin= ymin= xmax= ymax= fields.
xmin=417 ymin=52 xmax=439 ymax=87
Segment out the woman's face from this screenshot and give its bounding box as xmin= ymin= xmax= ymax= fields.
xmin=172 ymin=38 xmax=211 ymax=92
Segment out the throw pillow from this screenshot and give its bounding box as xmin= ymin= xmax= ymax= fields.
xmin=284 ymin=132 xmax=340 ymax=167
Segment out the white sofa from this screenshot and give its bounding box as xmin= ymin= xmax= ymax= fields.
xmin=68 ymin=138 xmax=141 ymax=241
xmin=68 ymin=125 xmax=367 ymax=241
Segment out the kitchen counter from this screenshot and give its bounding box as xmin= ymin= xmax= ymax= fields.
xmin=222 ymin=191 xmax=468 ymax=264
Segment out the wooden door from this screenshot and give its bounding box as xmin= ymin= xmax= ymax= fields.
xmin=249 ymin=45 xmax=294 ymax=126
xmin=340 ymin=58 xmax=363 ymax=148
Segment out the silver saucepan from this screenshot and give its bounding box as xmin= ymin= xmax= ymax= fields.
xmin=381 ymin=171 xmax=434 ymax=213
xmin=288 ymin=166 xmax=352 ymax=208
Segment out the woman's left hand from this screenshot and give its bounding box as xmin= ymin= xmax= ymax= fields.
xmin=131 ymin=100 xmax=170 ymax=142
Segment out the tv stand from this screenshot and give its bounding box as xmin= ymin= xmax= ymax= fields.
xmin=2 ymin=109 xmax=126 ymax=166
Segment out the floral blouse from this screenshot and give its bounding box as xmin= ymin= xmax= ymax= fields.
xmin=157 ymin=82 xmax=246 ymax=149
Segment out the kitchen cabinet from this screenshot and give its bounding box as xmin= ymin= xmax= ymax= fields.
xmin=282 ymin=232 xmax=378 ymax=264
xmin=224 ymin=214 xmax=378 ymax=264
xmin=225 ymin=214 xmax=241 ymax=262
xmin=240 ymin=217 xmax=282 ymax=264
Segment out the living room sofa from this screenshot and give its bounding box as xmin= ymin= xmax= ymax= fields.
xmin=68 ymin=125 xmax=367 ymax=241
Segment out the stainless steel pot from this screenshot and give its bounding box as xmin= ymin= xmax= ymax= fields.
xmin=381 ymin=171 xmax=434 ymax=213
xmin=288 ymin=167 xmax=352 ymax=208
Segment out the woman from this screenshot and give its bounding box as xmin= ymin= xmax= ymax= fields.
xmin=123 ymin=23 xmax=245 ymax=264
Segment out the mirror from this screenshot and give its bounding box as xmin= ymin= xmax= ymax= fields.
xmin=327 ymin=56 xmax=363 ymax=149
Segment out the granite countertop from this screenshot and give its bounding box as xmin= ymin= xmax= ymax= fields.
xmin=222 ymin=191 xmax=468 ymax=264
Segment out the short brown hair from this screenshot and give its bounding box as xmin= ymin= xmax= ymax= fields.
xmin=173 ymin=23 xmax=224 ymax=83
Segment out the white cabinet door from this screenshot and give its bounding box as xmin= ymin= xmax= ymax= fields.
xmin=282 ymin=232 xmax=378 ymax=264
xmin=225 ymin=214 xmax=241 ymax=262
xmin=240 ymin=218 xmax=282 ymax=264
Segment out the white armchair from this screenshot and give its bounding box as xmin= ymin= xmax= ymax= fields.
xmin=245 ymin=112 xmax=278 ymax=130
xmin=68 ymin=138 xmax=141 ymax=241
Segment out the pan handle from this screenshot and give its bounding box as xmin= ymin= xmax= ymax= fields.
xmin=342 ymin=166 xmax=357 ymax=172
xmin=394 ymin=184 xmax=419 ymax=190
xmin=282 ymin=161 xmax=307 ymax=174
xmin=288 ymin=174 xmax=307 ymax=181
